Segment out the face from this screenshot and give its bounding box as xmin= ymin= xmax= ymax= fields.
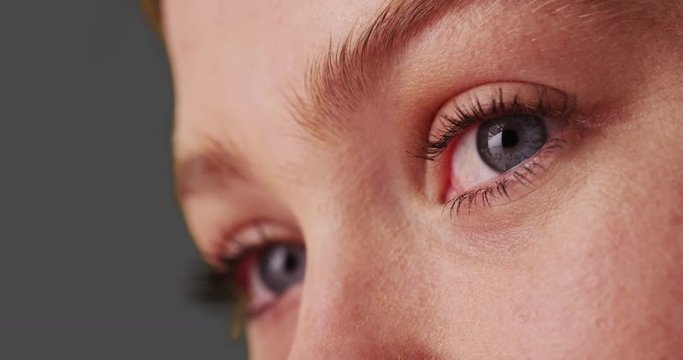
xmin=161 ymin=0 xmax=683 ymax=358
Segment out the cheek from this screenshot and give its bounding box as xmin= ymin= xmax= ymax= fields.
xmin=508 ymin=211 xmax=683 ymax=358
xmin=506 ymin=259 xmax=611 ymax=357
xmin=247 ymin=288 xmax=301 ymax=360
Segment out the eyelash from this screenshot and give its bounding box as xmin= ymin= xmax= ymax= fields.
xmin=415 ymin=87 xmax=576 ymax=216
xmin=191 ymin=87 xmax=578 ymax=314
xmin=446 ymin=137 xmax=568 ymax=215
xmin=190 ymin=239 xmax=262 ymax=318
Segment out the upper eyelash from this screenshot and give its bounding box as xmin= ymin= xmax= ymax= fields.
xmin=412 ymin=86 xmax=577 ymax=216
xmin=190 ymin=237 xmax=262 ymax=307
xmin=189 ymin=261 xmax=240 ymax=306
xmin=414 ymin=87 xmax=573 ymax=161
xmin=188 ymin=261 xmax=251 ymax=339
xmin=191 ymin=88 xmax=576 ymax=303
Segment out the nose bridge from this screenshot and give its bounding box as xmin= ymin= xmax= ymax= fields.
xmin=277 ymin=137 xmax=444 ymax=357
xmin=287 ymin=202 xmax=432 ymax=358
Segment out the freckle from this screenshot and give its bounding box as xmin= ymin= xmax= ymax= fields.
xmin=593 ymin=316 xmax=607 ymax=329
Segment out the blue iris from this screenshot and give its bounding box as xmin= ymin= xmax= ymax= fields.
xmin=476 ymin=115 xmax=547 ymax=172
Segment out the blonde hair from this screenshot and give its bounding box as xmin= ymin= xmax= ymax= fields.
xmin=140 ymin=0 xmax=162 ymax=36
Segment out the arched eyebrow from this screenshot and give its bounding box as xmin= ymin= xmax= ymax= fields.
xmin=174 ymin=0 xmax=669 ymax=200
xmin=292 ymin=0 xmax=470 ymax=143
xmin=175 ymin=0 xmax=468 ymax=200
xmin=291 ymin=0 xmax=674 ymax=144
xmin=174 ymin=140 xmax=250 ymax=200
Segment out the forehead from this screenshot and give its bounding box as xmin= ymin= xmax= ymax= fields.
xmin=161 ymin=0 xmax=678 ymax=176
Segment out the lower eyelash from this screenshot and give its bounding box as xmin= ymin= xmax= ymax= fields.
xmin=189 ymin=262 xmax=241 ymax=305
xmin=188 ymin=262 xmax=250 ymax=338
xmin=189 ymin=236 xmax=262 ymax=311
xmin=445 ymin=137 xmax=567 ymax=216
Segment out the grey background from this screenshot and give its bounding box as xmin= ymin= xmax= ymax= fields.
xmin=0 ymin=1 xmax=247 ymax=358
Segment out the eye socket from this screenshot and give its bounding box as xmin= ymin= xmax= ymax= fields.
xmin=421 ymin=82 xmax=578 ymax=214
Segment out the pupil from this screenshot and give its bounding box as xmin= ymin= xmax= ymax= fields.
xmin=258 ymin=243 xmax=306 ymax=294
xmin=501 ymin=129 xmax=518 ymax=148
xmin=476 ymin=115 xmax=547 ymax=173
xmin=284 ymin=252 xmax=298 ymax=273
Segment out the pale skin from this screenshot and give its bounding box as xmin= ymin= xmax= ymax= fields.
xmin=161 ymin=0 xmax=683 ymax=358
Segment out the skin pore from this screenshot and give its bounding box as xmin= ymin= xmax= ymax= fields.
xmin=161 ymin=0 xmax=683 ymax=358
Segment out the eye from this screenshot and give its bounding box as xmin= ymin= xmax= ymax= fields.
xmin=476 ymin=115 xmax=547 ymax=173
xmin=248 ymin=243 xmax=306 ymax=314
xmin=216 ymin=223 xmax=305 ymax=318
xmin=420 ymin=83 xmax=578 ymax=214
xmin=450 ymin=112 xmax=561 ymax=195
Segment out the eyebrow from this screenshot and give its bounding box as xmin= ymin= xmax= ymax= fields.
xmin=292 ymin=0 xmax=471 ymax=143
xmin=175 ymin=140 xmax=249 ymax=199
xmin=175 ymin=0 xmax=661 ymax=199
xmin=291 ymin=0 xmax=673 ymax=143
xmin=176 ymin=0 xmax=466 ymax=198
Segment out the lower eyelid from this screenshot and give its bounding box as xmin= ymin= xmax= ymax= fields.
xmin=445 ymin=133 xmax=576 ymax=216
xmin=246 ymin=259 xmax=277 ymax=316
xmin=247 ymin=284 xmax=303 ymax=325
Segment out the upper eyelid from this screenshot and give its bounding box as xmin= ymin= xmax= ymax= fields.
xmin=414 ymin=85 xmax=576 ymax=161
xmin=216 ymin=221 xmax=302 ymax=270
xmin=222 ymin=224 xmax=267 ymax=260
xmin=436 ymin=88 xmax=583 ymax=216
xmin=291 ymin=0 xmax=648 ymax=145
xmin=445 ymin=136 xmax=569 ymax=217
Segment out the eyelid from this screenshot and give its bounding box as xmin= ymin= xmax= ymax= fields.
xmin=446 ymin=136 xmax=570 ymax=216
xmin=200 ymin=221 xmax=303 ymax=319
xmin=420 ymin=82 xmax=581 ymax=216
xmin=416 ymin=82 xmax=576 ymax=162
xmin=222 ymin=225 xmax=265 ymax=259
xmin=217 ymin=221 xmax=299 ymax=266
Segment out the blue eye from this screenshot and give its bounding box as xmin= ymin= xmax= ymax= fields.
xmin=476 ymin=115 xmax=548 ymax=173
xmin=257 ymin=243 xmax=306 ymax=294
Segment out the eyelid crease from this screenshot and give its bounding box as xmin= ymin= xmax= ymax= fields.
xmin=214 ymin=221 xmax=302 ymax=277
xmin=419 ymin=83 xmax=581 ymax=217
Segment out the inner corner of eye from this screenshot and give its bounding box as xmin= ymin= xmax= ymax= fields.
xmin=445 ymin=126 xmax=494 ymax=194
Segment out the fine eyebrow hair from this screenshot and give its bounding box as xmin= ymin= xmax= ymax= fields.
xmin=175 ymin=0 xmax=668 ymax=199
xmin=292 ymin=0 xmax=472 ymax=143
xmin=291 ymin=0 xmax=677 ymax=144
xmin=176 ymin=0 xmax=470 ymax=198
xmin=175 ymin=140 xmax=249 ymax=199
